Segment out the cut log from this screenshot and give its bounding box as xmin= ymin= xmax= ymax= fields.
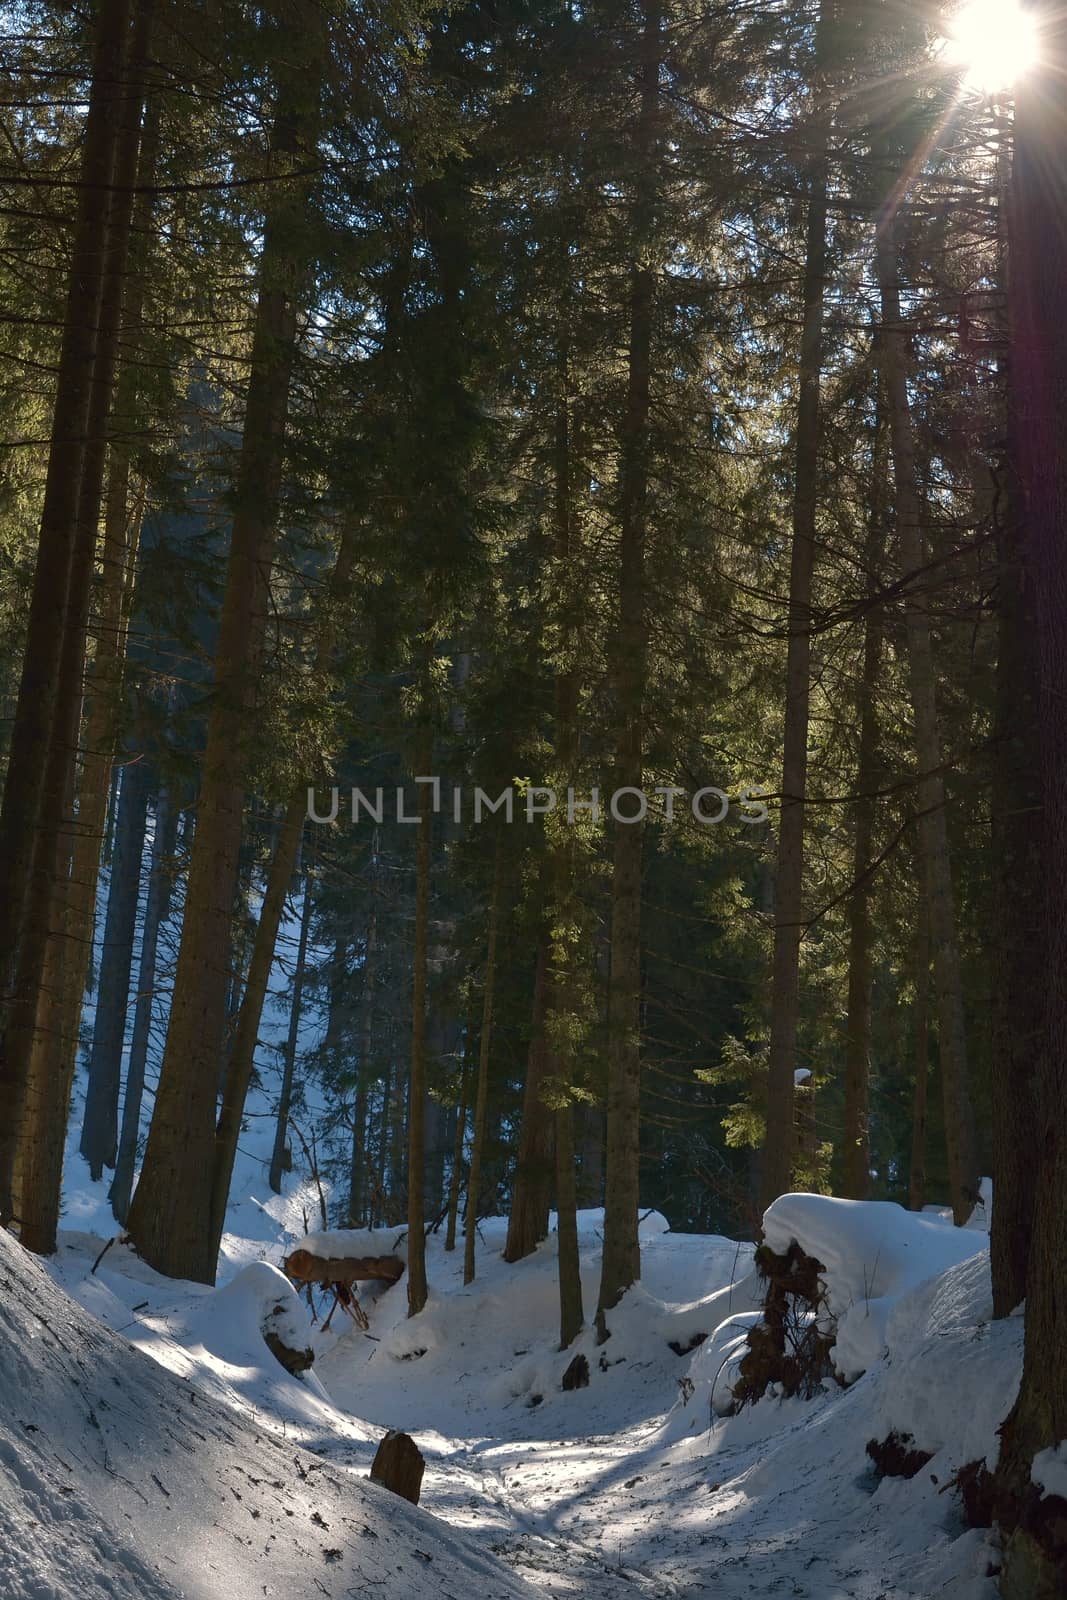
xmin=263 ymin=1327 xmax=314 ymax=1376
xmin=370 ymin=1430 xmax=424 ymax=1505
xmin=282 ymin=1249 xmax=404 ymax=1290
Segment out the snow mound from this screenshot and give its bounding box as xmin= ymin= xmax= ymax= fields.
xmin=0 ymin=1227 xmax=534 ymax=1600
xmin=762 ymin=1192 xmax=989 ymax=1380
xmin=871 ymin=1250 xmax=1022 ymax=1471
xmin=288 ymin=1225 xmax=409 ymax=1262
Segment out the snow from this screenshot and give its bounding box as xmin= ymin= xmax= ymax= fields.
xmin=762 ymin=1191 xmax=991 ymax=1380
xmin=1032 ymin=1443 xmax=1067 ymax=1501
xmin=1 ymin=1078 xmax=1026 ymax=1600
xmin=0 ymin=1224 xmax=534 ymax=1600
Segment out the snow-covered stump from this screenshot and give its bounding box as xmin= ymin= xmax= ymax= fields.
xmin=370 ymin=1430 xmax=425 ymax=1505
xmin=732 ymin=1238 xmax=836 ymax=1408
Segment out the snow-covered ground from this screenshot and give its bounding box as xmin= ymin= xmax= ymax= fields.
xmin=2 ymin=1081 xmax=1026 ymax=1599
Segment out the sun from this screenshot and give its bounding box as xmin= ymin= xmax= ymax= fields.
xmin=942 ymin=0 xmax=1039 ymax=92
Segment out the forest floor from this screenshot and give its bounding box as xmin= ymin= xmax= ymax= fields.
xmin=6 ymin=1075 xmax=1023 ymax=1599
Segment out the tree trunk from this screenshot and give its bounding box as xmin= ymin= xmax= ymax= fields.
xmin=268 ymin=875 xmax=313 ymax=1194
xmin=504 ymin=940 xmax=554 ymax=1262
xmin=443 ymin=1056 xmax=468 ymax=1253
xmin=0 ymin=0 xmax=143 ymax=1225
xmin=80 ymin=757 xmax=152 ymax=1180
xmin=406 ymin=741 xmax=433 ymax=1318
xmin=464 ymin=836 xmax=502 ymax=1285
xmin=127 ymin=15 xmax=322 ymax=1282
xmin=556 ymin=1099 xmax=583 ymax=1349
xmin=841 ymin=385 xmax=886 ymax=1200
xmin=576 ymin=1106 xmax=604 ymax=1206
xmin=546 ymin=359 xmax=584 ymax=1345
xmin=24 ymin=84 xmax=162 ymax=1247
xmin=210 ymin=524 xmax=357 ymax=1247
xmin=994 ymin=13 xmax=1067 ymax=1587
xmin=874 ymin=202 xmax=979 ymax=1226
xmin=908 ymin=896 xmax=929 ymax=1213
xmin=763 ymin=0 xmax=833 ymax=1212
xmin=348 ymin=912 xmax=377 ymax=1226
xmin=110 ymin=786 xmax=173 ymax=1225
xmin=988 ymin=190 xmax=1043 ymax=1320
xmin=597 ymin=0 xmax=660 ymax=1332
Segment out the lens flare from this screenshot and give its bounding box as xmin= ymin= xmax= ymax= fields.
xmin=943 ymin=0 xmax=1038 ymax=92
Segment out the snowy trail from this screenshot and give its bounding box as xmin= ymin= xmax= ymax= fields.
xmin=33 ymin=1135 xmax=1016 ymax=1600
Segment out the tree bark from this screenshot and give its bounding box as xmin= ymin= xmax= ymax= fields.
xmin=546 ymin=360 xmax=585 ymax=1345
xmin=556 ymin=1099 xmax=583 ymax=1349
xmin=994 ymin=11 xmax=1067 ymax=1587
xmin=763 ymin=0 xmax=833 ymax=1212
xmin=504 ymin=940 xmax=554 ymax=1262
xmin=127 ymin=12 xmax=322 ymax=1281
xmin=988 ymin=177 xmax=1043 ymax=1319
xmin=348 ymin=912 xmax=377 ymax=1226
xmin=0 ymin=0 xmax=133 ymax=1046
xmin=24 ymin=83 xmax=162 ymax=1247
xmin=597 ymin=0 xmax=660 ymax=1331
xmin=443 ymin=1055 xmax=468 ymax=1253
xmin=908 ymin=894 xmax=929 ymax=1213
xmin=406 ymin=740 xmax=433 ymax=1317
xmin=874 ymin=202 xmax=980 ymax=1226
xmin=80 ymin=757 xmax=152 ymax=1179
xmin=209 ymin=522 xmax=359 ymax=1254
xmin=0 ymin=0 xmax=143 ymax=1225
xmin=841 ymin=383 xmax=886 ymax=1200
xmin=464 ymin=836 xmax=502 ymax=1285
xmin=110 ymin=785 xmax=173 ymax=1225
xmin=268 ymin=874 xmax=313 ymax=1194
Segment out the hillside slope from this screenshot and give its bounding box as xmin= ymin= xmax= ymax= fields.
xmin=0 ymin=1226 xmax=534 ymax=1600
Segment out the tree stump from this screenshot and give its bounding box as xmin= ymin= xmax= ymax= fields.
xmin=370 ymin=1430 xmax=424 ymax=1505
xmin=561 ymin=1352 xmax=589 ymax=1390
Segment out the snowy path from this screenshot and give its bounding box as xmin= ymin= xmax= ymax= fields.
xmin=34 ymin=1164 xmax=1011 ymax=1600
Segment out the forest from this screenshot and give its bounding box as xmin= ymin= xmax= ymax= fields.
xmin=1 ymin=0 xmax=1066 ymax=1595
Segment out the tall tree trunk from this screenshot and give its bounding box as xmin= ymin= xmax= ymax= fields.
xmin=110 ymin=786 xmax=173 ymax=1225
xmin=370 ymin=1052 xmax=394 ymax=1231
xmin=504 ymin=941 xmax=554 ymax=1262
xmin=268 ymin=876 xmax=313 ymax=1194
xmin=443 ymin=1056 xmax=468 ymax=1253
xmin=546 ymin=360 xmax=584 ymax=1344
xmin=406 ymin=741 xmax=433 ymax=1317
xmin=988 ymin=177 xmax=1043 ymax=1320
xmin=908 ymin=896 xmax=929 ymax=1213
xmin=80 ymin=757 xmax=152 ymax=1179
xmin=994 ymin=10 xmax=1067 ymax=1588
xmin=763 ymin=0 xmax=833 ymax=1212
xmin=874 ymin=203 xmax=979 ymax=1226
xmin=127 ymin=14 xmax=322 ymax=1282
xmin=348 ymin=912 xmax=376 ymax=1226
xmin=0 ymin=0 xmax=142 ymax=1224
xmin=464 ymin=836 xmax=502 ymax=1285
xmin=24 ymin=84 xmax=162 ymax=1248
xmin=209 ymin=523 xmax=358 ymax=1254
xmin=556 ymin=1097 xmax=583 ymax=1349
xmin=597 ymin=0 xmax=660 ymax=1332
xmin=998 ymin=6 xmax=1067 ymax=1587
xmin=842 ymin=385 xmax=886 ymax=1200
xmin=576 ymin=1106 xmax=604 ymax=1206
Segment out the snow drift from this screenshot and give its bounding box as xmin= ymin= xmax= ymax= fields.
xmin=0 ymin=1226 xmax=534 ymax=1600
xmin=762 ymin=1191 xmax=990 ymax=1380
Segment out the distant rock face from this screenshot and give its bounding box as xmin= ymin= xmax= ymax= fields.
xmin=370 ymin=1430 xmax=425 ymax=1505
